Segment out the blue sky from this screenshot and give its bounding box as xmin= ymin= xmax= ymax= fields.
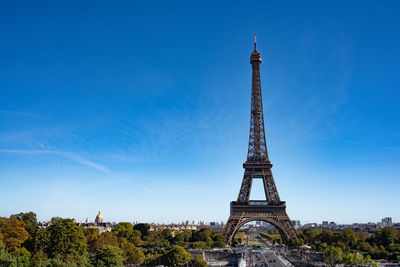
xmin=0 ymin=1 xmax=399 ymax=224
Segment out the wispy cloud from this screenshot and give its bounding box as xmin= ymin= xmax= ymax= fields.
xmin=0 ymin=149 xmax=109 ymax=173
xmin=0 ymin=110 xmax=41 ymax=118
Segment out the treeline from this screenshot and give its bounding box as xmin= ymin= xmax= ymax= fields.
xmin=0 ymin=212 xmax=225 ymax=266
xmin=288 ymin=227 xmax=400 ymax=265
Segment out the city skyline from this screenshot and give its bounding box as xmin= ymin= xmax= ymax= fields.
xmin=1 ymin=1 xmax=400 ymax=224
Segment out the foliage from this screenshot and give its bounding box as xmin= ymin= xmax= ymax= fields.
xmin=161 ymin=245 xmax=191 ymax=266
xmin=233 ymin=232 xmax=245 ymax=245
xmin=13 ymin=247 xmax=31 ymax=267
xmin=297 ymin=227 xmax=400 ymax=262
xmin=133 ymin=223 xmax=151 ymax=239
xmin=324 ymin=246 xmax=343 ymax=265
xmin=34 ymin=228 xmax=50 ymax=253
xmin=10 ymin=212 xmax=39 ymax=237
xmin=288 ymin=237 xmax=304 ymax=248
xmin=120 ymin=238 xmax=145 ymax=265
xmin=11 ymin=212 xmax=39 ymax=252
xmin=143 ymin=252 xmax=161 ymax=266
xmin=0 ymin=217 xmax=29 ymax=251
xmin=0 ymin=246 xmax=17 ymax=267
xmin=192 ymin=241 xmax=207 ymax=249
xmin=260 ymin=232 xmax=282 ymax=244
xmin=112 ymin=222 xmax=141 ymax=246
xmin=342 ymin=229 xmax=359 ymax=247
xmin=191 ymin=255 xmax=207 ymax=267
xmin=192 ymin=228 xmax=212 ymax=246
xmin=211 ymin=233 xmax=226 ymax=247
xmin=97 ymin=231 xmax=118 ymax=249
xmin=30 ymin=250 xmax=51 ymax=267
xmin=91 ymin=245 xmax=124 ymax=267
xmin=46 ymin=218 xmax=87 ymax=262
xmin=84 ymin=228 xmax=99 ymax=253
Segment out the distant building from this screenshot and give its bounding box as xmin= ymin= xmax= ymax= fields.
xmin=329 ymin=222 xmax=337 ymax=227
xmin=381 ymin=217 xmax=392 ymax=227
xmin=300 ymin=223 xmax=317 ymax=229
xmin=322 ymin=221 xmax=328 ymax=227
xmin=291 ymin=220 xmax=301 ymax=228
xmin=95 ymin=210 xmax=103 ymax=226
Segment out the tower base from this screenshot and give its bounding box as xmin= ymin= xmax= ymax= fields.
xmin=222 ymin=201 xmax=297 ymax=246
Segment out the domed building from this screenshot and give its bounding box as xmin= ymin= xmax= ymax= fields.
xmin=95 ymin=210 xmax=103 ymax=226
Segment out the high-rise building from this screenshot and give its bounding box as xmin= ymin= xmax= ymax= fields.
xmin=291 ymin=220 xmax=301 ymax=227
xmin=381 ymin=217 xmax=392 ymax=227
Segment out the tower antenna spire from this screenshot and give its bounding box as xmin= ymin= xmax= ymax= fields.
xmin=254 ymin=34 xmax=257 ymax=51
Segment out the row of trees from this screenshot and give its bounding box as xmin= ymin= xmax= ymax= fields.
xmin=0 ymin=212 xmax=221 ymax=266
xmin=288 ymin=227 xmax=400 ymax=264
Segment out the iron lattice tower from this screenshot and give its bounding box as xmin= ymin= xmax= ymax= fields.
xmin=222 ymin=35 xmax=297 ymax=245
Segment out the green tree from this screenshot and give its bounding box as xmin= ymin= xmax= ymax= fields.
xmin=343 ymin=253 xmax=354 ymax=265
xmin=49 ymin=255 xmax=89 ymax=267
xmin=11 ymin=212 xmax=39 ymax=252
xmin=233 ymin=232 xmax=245 ymax=245
xmin=364 ymin=255 xmax=378 ymax=267
xmin=0 ymin=217 xmax=29 ymax=251
xmin=84 ymin=228 xmax=99 ymax=253
xmin=324 ymin=246 xmax=343 ymax=265
xmin=212 ymin=233 xmax=226 ymax=248
xmin=342 ymin=229 xmax=359 ymax=248
xmin=46 ymin=218 xmax=87 ymax=263
xmin=34 ymin=228 xmax=50 ymax=253
xmin=97 ymin=231 xmax=118 ymax=249
xmin=50 ymin=217 xmax=62 ymax=224
xmin=192 ymin=241 xmax=207 ymax=249
xmin=161 ymin=246 xmax=191 ymax=266
xmin=354 ymin=253 xmax=364 ymax=264
xmin=173 ymin=232 xmax=185 ymax=244
xmin=302 ymin=229 xmax=321 ymax=244
xmin=192 ymin=228 xmax=212 ymax=244
xmin=120 ymin=238 xmax=145 ymax=265
xmin=112 ymin=223 xmax=141 ymax=246
xmin=30 ymin=250 xmax=51 ymax=267
xmin=191 ymin=255 xmax=207 ymax=267
xmin=92 ymin=245 xmax=124 ymax=267
xmin=375 ymin=227 xmax=397 ymax=248
xmin=13 ymin=247 xmax=31 ymax=267
xmin=288 ymin=237 xmax=304 ymax=249
xmin=10 ymin=212 xmax=39 ymax=237
xmin=335 ymin=241 xmax=346 ymax=251
xmin=158 ymin=228 xmax=173 ymax=242
xmin=0 ymin=247 xmax=17 ymax=267
xmin=133 ymin=223 xmax=151 ymax=239
xmin=181 ymin=229 xmax=192 ymax=242
xmin=144 ymin=231 xmax=171 ymax=249
xmin=320 ymin=230 xmax=335 ymax=244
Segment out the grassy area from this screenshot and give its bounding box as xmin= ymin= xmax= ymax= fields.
xmin=247 ymin=235 xmax=266 ymax=246
xmin=260 ymin=232 xmax=282 ymax=244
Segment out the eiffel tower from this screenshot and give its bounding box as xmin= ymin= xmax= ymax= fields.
xmin=222 ymin=35 xmax=297 ymax=245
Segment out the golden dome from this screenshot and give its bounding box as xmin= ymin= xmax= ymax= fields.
xmin=95 ymin=210 xmax=103 ymax=224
